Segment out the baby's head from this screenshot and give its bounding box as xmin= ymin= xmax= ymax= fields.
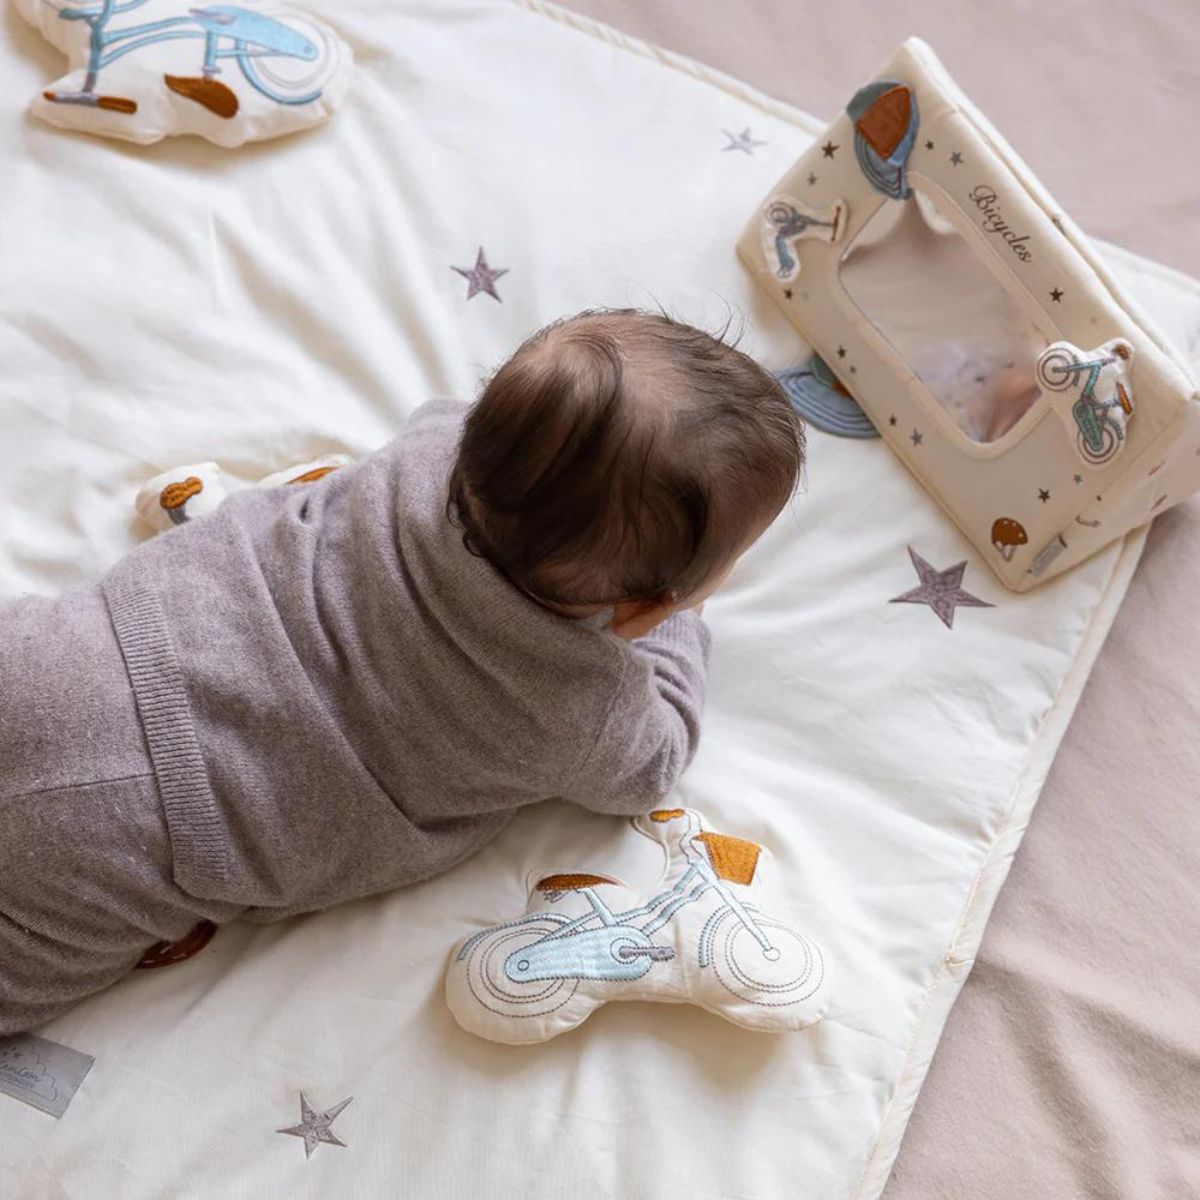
xmin=449 ymin=309 xmax=805 ymax=637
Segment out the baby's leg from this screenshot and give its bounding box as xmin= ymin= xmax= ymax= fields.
xmin=0 ymin=774 xmax=235 ymax=1036
xmin=0 ymin=589 xmax=241 ymax=1035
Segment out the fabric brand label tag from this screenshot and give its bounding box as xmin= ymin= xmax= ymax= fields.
xmin=0 ymin=1033 xmax=95 ymax=1118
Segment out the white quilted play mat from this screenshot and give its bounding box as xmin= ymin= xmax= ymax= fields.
xmin=3 ymin=2 xmax=1200 ymax=1197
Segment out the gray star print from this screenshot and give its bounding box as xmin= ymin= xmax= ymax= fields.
xmin=889 ymin=546 xmax=993 ymax=629
xmin=722 ymin=127 xmax=766 ymax=155
xmin=277 ymin=1092 xmax=353 ymax=1159
xmin=452 ymin=247 xmax=508 ymax=302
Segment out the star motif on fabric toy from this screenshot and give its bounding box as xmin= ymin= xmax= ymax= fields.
xmin=723 ymin=127 xmax=766 ymax=154
xmin=452 ymin=247 xmax=508 ymax=302
xmin=889 ymin=547 xmax=994 ymax=629
xmin=821 ymin=140 xmax=839 ymax=158
xmin=276 ymin=1092 xmax=353 ymax=1159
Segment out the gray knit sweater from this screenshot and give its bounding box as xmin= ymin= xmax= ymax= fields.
xmin=101 ymin=399 xmax=711 ymax=923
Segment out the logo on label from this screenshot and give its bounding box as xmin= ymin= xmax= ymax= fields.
xmin=0 ymin=1045 xmax=57 ymax=1102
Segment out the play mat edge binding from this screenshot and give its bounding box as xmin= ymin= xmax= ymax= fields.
xmin=509 ymin=4 xmax=1156 ymax=1195
xmin=851 ymin=525 xmax=1146 ymax=1198
xmin=516 ymin=0 xmax=824 ymax=137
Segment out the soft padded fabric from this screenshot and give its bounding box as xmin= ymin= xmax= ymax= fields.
xmin=446 ymin=808 xmax=833 ymax=1043
xmin=3 ymin=3 xmax=1200 ymax=1198
xmin=15 ymin=0 xmax=351 ymax=146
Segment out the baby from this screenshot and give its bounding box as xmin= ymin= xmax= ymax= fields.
xmin=0 ymin=308 xmax=805 ymax=1035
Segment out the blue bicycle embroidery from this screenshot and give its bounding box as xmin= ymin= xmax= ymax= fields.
xmin=452 ymin=809 xmax=827 ymax=1029
xmin=1035 ymin=338 xmax=1135 ymax=467
xmin=43 ymin=0 xmax=334 ymax=118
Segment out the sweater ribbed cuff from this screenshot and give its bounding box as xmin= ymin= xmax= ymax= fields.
xmin=103 ymin=573 xmax=229 ymax=884
xmin=644 ymin=609 xmax=713 ymax=663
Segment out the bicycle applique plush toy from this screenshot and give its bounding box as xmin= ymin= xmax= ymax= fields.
xmin=133 ymin=452 xmax=353 ymax=531
xmin=16 ymin=0 xmax=351 ymax=145
xmin=446 ymin=807 xmax=834 ymax=1044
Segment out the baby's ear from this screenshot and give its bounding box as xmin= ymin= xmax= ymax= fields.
xmin=608 ymin=594 xmax=676 ymax=639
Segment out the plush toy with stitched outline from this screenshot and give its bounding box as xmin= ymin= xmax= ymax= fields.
xmin=15 ymin=0 xmax=352 ymax=147
xmin=446 ymin=807 xmax=834 ymax=1044
xmin=134 ymin=453 xmax=352 ymax=532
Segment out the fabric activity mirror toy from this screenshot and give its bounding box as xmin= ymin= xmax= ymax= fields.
xmin=15 ymin=0 xmax=352 ymax=146
xmin=445 ymin=808 xmax=833 ymax=1045
xmin=738 ymin=37 xmax=1200 ymax=592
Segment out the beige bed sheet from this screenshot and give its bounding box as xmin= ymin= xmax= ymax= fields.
xmin=561 ymin=3 xmax=1200 ymax=1196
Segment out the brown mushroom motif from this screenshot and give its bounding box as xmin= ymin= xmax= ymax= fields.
xmin=991 ymin=516 xmax=1028 ymax=562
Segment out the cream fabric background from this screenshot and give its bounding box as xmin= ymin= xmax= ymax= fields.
xmin=1 ymin=2 xmax=1197 ymax=1197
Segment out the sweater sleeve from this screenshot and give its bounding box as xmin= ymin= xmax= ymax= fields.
xmin=563 ymin=610 xmax=713 ymax=816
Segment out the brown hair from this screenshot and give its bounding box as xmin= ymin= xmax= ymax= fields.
xmin=447 ymin=308 xmax=805 ymax=608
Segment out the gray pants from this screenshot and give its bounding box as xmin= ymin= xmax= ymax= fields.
xmin=0 ymin=587 xmax=242 ymax=1035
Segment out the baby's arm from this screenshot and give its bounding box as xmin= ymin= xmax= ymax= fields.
xmin=564 ymin=610 xmax=712 ymax=816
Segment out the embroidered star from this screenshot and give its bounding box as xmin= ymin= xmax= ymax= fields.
xmin=783 ymin=288 xmax=793 ymax=299
xmin=924 ymin=139 xmax=935 ymax=150
xmin=822 ymin=141 xmax=838 ymax=158
xmin=849 ymin=365 xmax=857 ymax=373
xmin=888 ymin=414 xmax=898 ymax=426
xmin=806 ymin=172 xmax=818 ymax=185
xmin=1073 ymin=474 xmax=1083 ymax=485
xmin=950 ymin=151 xmax=963 ymax=166
xmin=452 ymin=248 xmax=508 ymax=302
xmin=277 ymin=1093 xmax=353 ymax=1160
xmin=890 ymin=546 xmax=994 ymax=629
xmin=836 ymin=345 xmax=847 ymax=358
xmin=910 ymin=429 xmax=923 ymax=446
xmin=1050 ymin=288 xmax=1063 ymax=302
xmin=722 ymin=127 xmax=766 ymax=155
xmin=1038 ymin=488 xmax=1051 ymax=502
